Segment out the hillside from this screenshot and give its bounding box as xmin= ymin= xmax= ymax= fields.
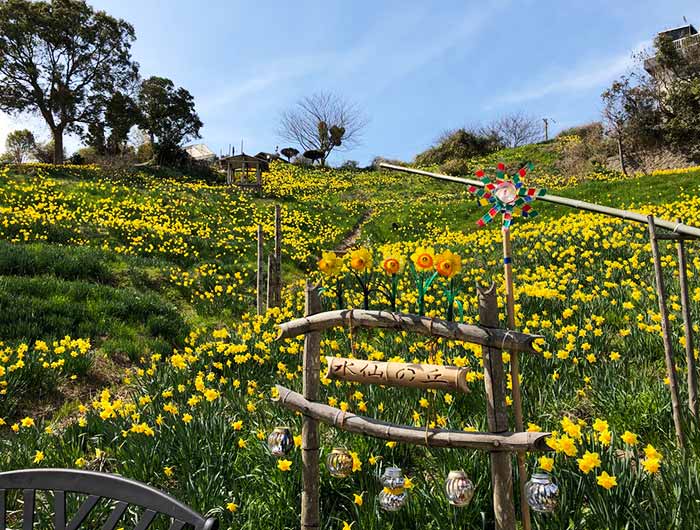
xmin=1 ymin=159 xmax=700 ymax=529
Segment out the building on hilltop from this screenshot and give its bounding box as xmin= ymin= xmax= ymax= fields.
xmin=644 ymin=23 xmax=698 ymax=80
xmin=184 ymin=143 xmax=217 ymax=163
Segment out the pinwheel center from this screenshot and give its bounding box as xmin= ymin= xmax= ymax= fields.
xmin=494 ymin=181 xmax=518 ymax=205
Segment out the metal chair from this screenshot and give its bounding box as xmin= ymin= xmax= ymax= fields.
xmin=0 ymin=468 xmax=218 ymax=530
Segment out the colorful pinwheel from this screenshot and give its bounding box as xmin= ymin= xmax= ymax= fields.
xmin=468 ymin=162 xmax=546 ymax=231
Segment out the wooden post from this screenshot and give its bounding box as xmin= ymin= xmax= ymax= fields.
xmin=478 ymin=283 xmax=516 ymax=530
xmin=502 ymin=229 xmax=531 ymax=530
xmin=256 ymin=225 xmax=264 ymax=315
xmin=267 ymin=254 xmax=278 ymax=309
xmin=648 ymin=216 xmax=685 ymax=448
xmin=301 ymin=283 xmax=322 ymax=530
xmin=676 ymin=225 xmax=698 ymax=418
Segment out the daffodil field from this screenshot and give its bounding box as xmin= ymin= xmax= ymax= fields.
xmin=2 ymin=156 xmax=700 ymax=529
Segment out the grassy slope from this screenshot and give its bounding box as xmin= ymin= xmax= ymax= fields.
xmin=2 ymin=162 xmax=698 ymax=397
xmin=2 ymin=160 xmax=700 ymax=529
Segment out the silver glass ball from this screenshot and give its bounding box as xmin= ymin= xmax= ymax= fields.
xmin=326 ymin=447 xmax=353 ymax=478
xmin=378 ymin=466 xmax=408 ymax=512
xmin=379 ymin=487 xmax=407 ymax=512
xmin=445 ymin=470 xmax=475 ymax=507
xmin=525 ymin=472 xmax=559 ymax=513
xmin=267 ymin=426 xmax=294 ymax=457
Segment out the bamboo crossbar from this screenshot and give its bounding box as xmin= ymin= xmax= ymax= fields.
xmin=276 ymin=385 xmax=551 ymax=451
xmin=379 ymin=163 xmax=700 ymax=239
xmin=276 ymin=309 xmax=541 ymax=353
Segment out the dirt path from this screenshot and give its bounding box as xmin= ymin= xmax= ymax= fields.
xmin=335 ymin=209 xmax=373 ymax=252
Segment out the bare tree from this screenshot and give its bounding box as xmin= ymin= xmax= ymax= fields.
xmin=483 ymin=112 xmax=542 ymax=148
xmin=601 ymin=79 xmax=631 ymax=175
xmin=278 ymin=92 xmax=367 ymax=166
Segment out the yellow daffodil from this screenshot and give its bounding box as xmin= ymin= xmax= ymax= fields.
xmin=411 ymin=246 xmax=435 ymax=271
xmin=381 ymin=252 xmax=404 ymax=276
xmin=539 ymin=456 xmax=554 ymax=472
xmin=318 ymin=251 xmax=342 ymax=276
xmin=349 ymin=248 xmax=372 ymax=272
xmin=596 ymin=471 xmax=617 ymax=490
xmin=435 ymin=250 xmax=462 ymax=278
xmin=577 ymin=451 xmax=601 ymax=474
xmin=621 ymin=431 xmax=638 ymax=446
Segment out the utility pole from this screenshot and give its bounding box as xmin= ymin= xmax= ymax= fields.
xmin=542 ymin=117 xmax=556 ymax=141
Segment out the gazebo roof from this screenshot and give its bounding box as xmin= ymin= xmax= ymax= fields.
xmin=220 ymin=152 xmax=269 ymax=170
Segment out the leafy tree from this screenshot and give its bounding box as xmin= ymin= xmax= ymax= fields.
xmin=4 ymin=129 xmax=35 ymax=163
xmin=279 ymin=92 xmax=366 ymax=166
xmin=138 ymin=76 xmax=202 ymax=164
xmin=663 ymin=78 xmax=700 ymax=161
xmin=339 ymin=160 xmax=359 ymax=170
xmin=602 ymin=33 xmax=700 ymax=164
xmin=415 ymin=128 xmax=503 ymax=166
xmin=303 ymin=149 xmax=324 ymax=165
xmin=280 ymin=147 xmax=299 ymax=162
xmin=0 ymin=0 xmax=139 ymax=163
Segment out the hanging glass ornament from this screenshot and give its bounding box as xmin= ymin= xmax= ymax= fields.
xmin=267 ymin=426 xmax=294 ymax=457
xmin=378 ymin=466 xmax=408 ymax=511
xmin=326 ymin=447 xmax=353 ymax=478
xmin=525 ymin=472 xmax=559 ymax=513
xmin=444 ymin=470 xmax=475 ymax=507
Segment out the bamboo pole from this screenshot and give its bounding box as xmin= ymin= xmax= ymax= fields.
xmin=647 ymin=216 xmax=685 ymax=448
xmin=277 ymin=309 xmax=542 ymax=353
xmin=379 ymin=163 xmax=700 ymax=239
xmin=478 ymin=284 xmax=516 ymax=530
xmin=502 ymin=230 xmax=531 ymax=530
xmin=676 ymin=224 xmax=698 ymax=418
xmin=256 ymin=225 xmax=264 ymax=315
xmin=275 ymin=385 xmax=551 ymax=451
xmin=301 ymin=283 xmax=322 ymax=530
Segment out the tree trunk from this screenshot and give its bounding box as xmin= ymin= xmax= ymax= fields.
xmin=52 ymin=128 xmax=65 ymax=164
xmin=617 ymin=135 xmax=627 ymax=175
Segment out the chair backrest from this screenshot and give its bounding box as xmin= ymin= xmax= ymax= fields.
xmin=0 ymin=469 xmax=218 ymax=530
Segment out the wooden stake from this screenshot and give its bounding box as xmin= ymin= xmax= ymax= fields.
xmin=478 ymin=284 xmax=516 ymax=530
xmin=677 ymin=223 xmax=698 ymax=418
xmin=266 ymin=254 xmax=278 ymax=309
xmin=256 ymin=225 xmax=264 ymax=316
xmin=301 ymin=283 xmax=322 ymax=530
xmin=648 ymin=216 xmax=685 ymax=448
xmin=274 ymin=205 xmax=282 ymax=306
xmin=502 ymin=229 xmax=531 ymax=530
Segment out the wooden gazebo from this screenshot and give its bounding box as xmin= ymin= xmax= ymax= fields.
xmin=220 ymin=153 xmax=269 ymax=192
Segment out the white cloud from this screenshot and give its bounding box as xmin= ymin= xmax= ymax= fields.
xmin=489 ymin=39 xmax=652 ymax=107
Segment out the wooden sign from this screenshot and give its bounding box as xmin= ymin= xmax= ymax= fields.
xmin=325 ymin=356 xmax=470 ymax=394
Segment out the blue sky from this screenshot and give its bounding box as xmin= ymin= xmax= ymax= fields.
xmin=2 ymin=0 xmax=700 ymax=165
